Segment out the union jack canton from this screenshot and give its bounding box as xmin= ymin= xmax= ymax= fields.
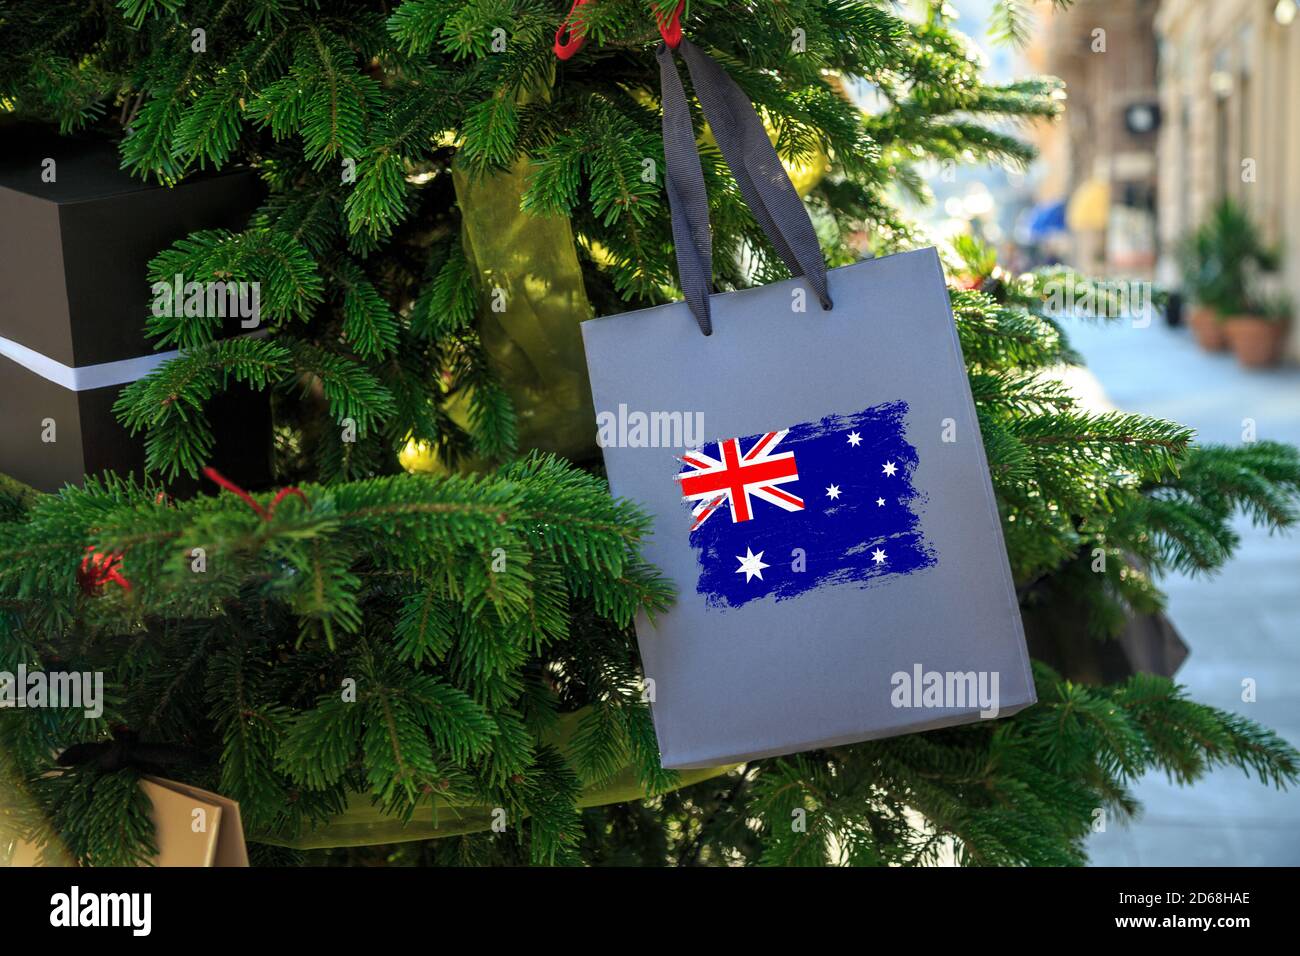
xmin=676 ymin=430 xmax=804 ymax=531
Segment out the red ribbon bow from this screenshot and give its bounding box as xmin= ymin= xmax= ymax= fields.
xmin=554 ymin=0 xmax=684 ymax=60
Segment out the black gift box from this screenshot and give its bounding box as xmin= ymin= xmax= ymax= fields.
xmin=0 ymin=126 xmax=271 ymax=493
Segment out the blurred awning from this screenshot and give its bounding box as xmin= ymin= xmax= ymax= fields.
xmin=1024 ymin=199 xmax=1068 ymax=241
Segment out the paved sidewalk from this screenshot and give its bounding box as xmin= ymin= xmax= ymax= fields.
xmin=1066 ymin=316 xmax=1300 ymax=866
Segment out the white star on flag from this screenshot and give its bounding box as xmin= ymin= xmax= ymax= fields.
xmin=872 ymin=548 xmax=887 ymax=565
xmin=882 ymin=461 xmax=897 ymax=477
xmin=825 ymin=484 xmax=841 ymax=500
xmin=735 ymin=547 xmax=770 ymax=583
xmin=876 ymin=497 xmax=885 ymax=507
xmin=847 ymin=431 xmax=862 ymax=447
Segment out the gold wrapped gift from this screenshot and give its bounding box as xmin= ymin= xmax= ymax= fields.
xmin=456 ymin=157 xmax=599 ymax=462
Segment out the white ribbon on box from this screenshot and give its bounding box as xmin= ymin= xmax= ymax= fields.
xmin=0 ymin=334 xmax=179 ymax=392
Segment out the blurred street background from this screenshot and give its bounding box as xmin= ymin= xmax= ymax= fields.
xmin=1071 ymin=318 xmax=1300 ymax=865
xmin=934 ymin=0 xmax=1300 ymax=864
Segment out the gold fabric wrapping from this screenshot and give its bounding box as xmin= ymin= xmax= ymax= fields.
xmin=454 ymin=158 xmax=599 ymax=462
xmin=254 ymin=707 xmax=736 ymax=849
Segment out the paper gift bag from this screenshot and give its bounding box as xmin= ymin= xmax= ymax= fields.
xmin=138 ymin=776 xmax=249 ymax=867
xmin=580 ymin=40 xmax=1034 ymax=769
xmin=3 ymin=776 xmax=248 ymax=867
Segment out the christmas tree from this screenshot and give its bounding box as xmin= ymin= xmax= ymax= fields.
xmin=2 ymin=0 xmax=1298 ymax=867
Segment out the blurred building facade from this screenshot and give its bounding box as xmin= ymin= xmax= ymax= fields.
xmin=1031 ymin=0 xmax=1300 ymax=360
xmin=1154 ymin=0 xmax=1300 ymax=359
xmin=1033 ymin=0 xmax=1161 ymax=276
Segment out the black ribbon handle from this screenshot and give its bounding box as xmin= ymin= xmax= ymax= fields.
xmin=657 ymin=39 xmax=832 ymax=336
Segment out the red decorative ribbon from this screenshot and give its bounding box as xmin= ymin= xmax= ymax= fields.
xmin=654 ymin=0 xmax=685 ymax=49
xmin=78 ymin=496 xmax=172 ymax=596
xmin=555 ymin=0 xmax=684 ymax=60
xmin=554 ymin=0 xmax=595 ymax=60
xmin=76 ymin=470 xmax=307 ymax=597
xmin=203 ymin=467 xmax=310 ymax=520
xmin=79 ymin=546 xmax=131 ymax=595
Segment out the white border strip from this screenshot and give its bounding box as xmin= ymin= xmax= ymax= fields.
xmin=0 ymin=334 xmax=180 ymax=392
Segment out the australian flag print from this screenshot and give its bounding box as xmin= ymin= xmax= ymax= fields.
xmin=677 ymin=401 xmax=937 ymax=609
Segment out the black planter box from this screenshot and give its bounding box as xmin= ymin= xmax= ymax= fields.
xmin=0 ymin=126 xmax=271 ymax=493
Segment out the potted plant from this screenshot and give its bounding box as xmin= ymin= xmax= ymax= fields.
xmin=1183 ymin=201 xmax=1283 ymax=358
xmin=1225 ymin=294 xmax=1292 ymax=368
xmin=1177 ymin=216 xmax=1227 ymax=350
xmin=1195 ymin=201 xmax=1287 ymax=367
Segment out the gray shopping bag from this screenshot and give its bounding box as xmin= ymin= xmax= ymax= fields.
xmin=580 ymin=40 xmax=1034 ymax=769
